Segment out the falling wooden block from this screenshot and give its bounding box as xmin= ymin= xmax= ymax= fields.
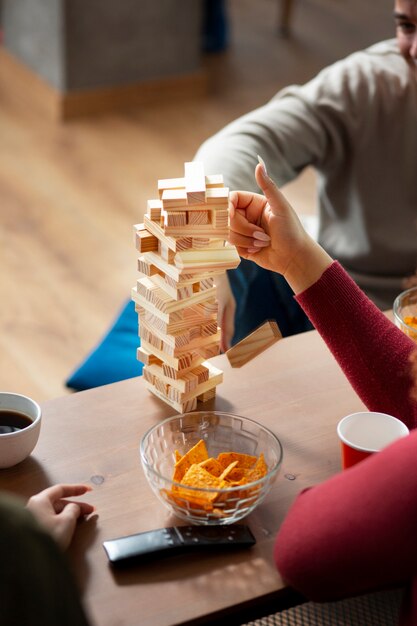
xmin=226 ymin=320 xmax=282 ymax=368
xmin=185 ymin=161 xmax=206 ymax=205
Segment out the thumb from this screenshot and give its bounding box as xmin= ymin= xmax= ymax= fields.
xmin=59 ymin=502 xmax=82 ymax=524
xmin=255 ymin=159 xmax=291 ymax=216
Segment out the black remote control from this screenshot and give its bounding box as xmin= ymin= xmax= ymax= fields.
xmin=103 ymin=524 xmax=256 ymax=566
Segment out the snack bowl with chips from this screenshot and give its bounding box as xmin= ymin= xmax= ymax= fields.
xmin=394 ymin=286 xmax=417 ymax=341
xmin=140 ymin=411 xmax=283 ymax=525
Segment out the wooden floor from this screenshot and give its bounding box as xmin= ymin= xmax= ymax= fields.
xmin=0 ymin=0 xmax=393 ymax=401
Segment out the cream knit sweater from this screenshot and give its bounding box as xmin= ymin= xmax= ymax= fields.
xmin=195 ymin=40 xmax=417 ymax=309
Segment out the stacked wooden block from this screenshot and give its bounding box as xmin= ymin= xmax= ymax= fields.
xmin=132 ymin=162 xmax=240 ymax=412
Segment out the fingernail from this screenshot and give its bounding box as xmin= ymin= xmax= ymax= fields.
xmin=253 ymin=239 xmax=270 ymax=248
xmin=253 ymin=230 xmax=270 ymax=242
xmin=257 ymin=155 xmax=268 ymax=178
xmin=247 ymin=247 xmax=260 ymax=254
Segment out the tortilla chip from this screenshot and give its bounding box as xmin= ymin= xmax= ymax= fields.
xmin=164 ymin=440 xmax=270 ymax=519
xmin=172 ymin=439 xmax=209 ymax=483
xmin=199 ymin=457 xmax=224 ymax=477
xmin=245 ymin=453 xmax=268 ymax=482
xmin=217 ymin=451 xmax=257 ymax=470
xmin=219 ymin=460 xmax=239 ymax=481
xmin=179 ymin=464 xmax=223 ymax=503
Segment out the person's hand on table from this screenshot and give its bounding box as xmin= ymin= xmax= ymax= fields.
xmin=26 ymin=484 xmax=94 ymax=550
xmin=229 ymin=160 xmax=333 ymax=294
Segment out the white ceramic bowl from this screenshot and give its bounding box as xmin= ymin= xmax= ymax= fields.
xmin=0 ymin=392 xmax=42 ymax=469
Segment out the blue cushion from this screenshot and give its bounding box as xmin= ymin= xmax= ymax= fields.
xmin=66 ymin=300 xmax=142 ymax=391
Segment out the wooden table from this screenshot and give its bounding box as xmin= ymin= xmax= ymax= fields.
xmin=0 ymin=328 xmax=365 ymax=626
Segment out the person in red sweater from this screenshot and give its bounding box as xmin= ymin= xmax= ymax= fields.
xmin=228 ymin=158 xmax=417 ymax=626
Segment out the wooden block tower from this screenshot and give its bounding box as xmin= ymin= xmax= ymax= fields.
xmin=132 ymin=162 xmax=240 ymax=412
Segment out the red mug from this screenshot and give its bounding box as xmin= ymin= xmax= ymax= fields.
xmin=337 ymin=411 xmax=409 ymax=469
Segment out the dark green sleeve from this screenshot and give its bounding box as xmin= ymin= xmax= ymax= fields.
xmin=0 ymin=493 xmax=91 ymax=626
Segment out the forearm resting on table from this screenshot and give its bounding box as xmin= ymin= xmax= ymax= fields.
xmin=275 ymin=430 xmax=417 ymax=601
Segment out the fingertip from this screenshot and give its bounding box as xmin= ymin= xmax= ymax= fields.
xmin=255 ymin=162 xmax=268 ymax=191
xmin=257 ymin=155 xmax=268 ymax=178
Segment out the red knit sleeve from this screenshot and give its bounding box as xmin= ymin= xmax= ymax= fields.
xmin=274 ymin=429 xmax=417 ymax=601
xmin=296 ymin=262 xmax=417 ymax=429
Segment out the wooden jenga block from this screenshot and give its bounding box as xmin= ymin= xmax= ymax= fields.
xmin=174 ymin=246 xmax=240 ymax=272
xmin=199 ymin=320 xmax=219 ymax=337
xmin=191 ymin=238 xmax=225 ymax=249
xmin=147 ymin=199 xmax=163 ymax=221
xmin=197 ymin=343 xmax=220 ymax=359
xmin=150 ymin=362 xmax=222 ymax=405
xmin=187 ymin=210 xmax=210 ymax=226
xmin=140 ymin=317 xmax=221 ymax=358
xmin=161 ymin=189 xmax=188 ymax=209
xmin=137 ymin=276 xmax=217 ymax=315
xmin=133 ymin=224 xmax=158 ymax=253
xmin=197 ymin=388 xmax=216 ymax=402
xmin=185 ymin=161 xmax=206 ymax=205
xmin=137 ymin=346 xmax=162 ymax=367
xmin=213 ymin=209 xmax=229 ymax=228
xmin=205 ymin=174 xmax=224 ymax=188
xmin=157 ymin=174 xmax=223 ymax=198
xmin=158 ymin=177 xmax=185 ymax=198
xmin=159 ymin=275 xmax=193 ymax=301
xmin=140 ymin=251 xmax=224 ymax=281
xmin=163 ymin=224 xmax=229 ymax=238
xmin=144 ymin=379 xmax=198 ymax=413
xmin=141 ymin=338 xmax=205 ymax=372
xmin=186 ymin=299 xmax=218 ymax=319
xmin=137 ymin=255 xmax=163 ymax=277
xmin=162 ymin=209 xmax=187 ymax=227
xmin=133 ymin=288 xmax=218 ymax=334
xmin=158 ymin=241 xmax=175 ymax=264
xmin=144 ymin=215 xmax=192 ymax=252
xmin=226 ymin=320 xmax=282 ymax=368
xmin=206 ymin=187 xmax=229 ymax=206
xmin=192 ymin=364 xmax=210 ymax=384
xmin=142 ymin=368 xmax=155 ymax=385
xmin=140 ymin=319 xmax=191 ymax=350
xmin=145 ymin=363 xmax=198 ymax=393
xmin=199 ymin=277 xmax=215 ymax=290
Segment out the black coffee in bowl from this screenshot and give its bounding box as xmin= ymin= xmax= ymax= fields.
xmin=0 ymin=410 xmax=33 ymax=434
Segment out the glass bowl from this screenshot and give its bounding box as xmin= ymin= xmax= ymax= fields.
xmin=393 ymin=286 xmax=417 ymax=341
xmin=140 ymin=411 xmax=283 ymax=525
